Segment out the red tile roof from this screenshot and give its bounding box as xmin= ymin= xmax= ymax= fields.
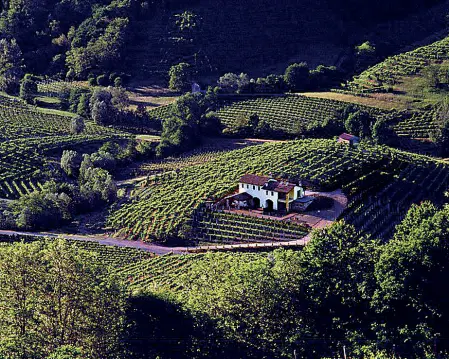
xmin=240 ymin=174 xmax=297 ymax=193
xmin=273 ymin=183 xmax=296 ymax=193
xmin=239 ymin=174 xmax=270 ymax=186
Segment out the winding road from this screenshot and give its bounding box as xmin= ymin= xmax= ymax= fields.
xmin=0 ymin=190 xmax=347 ymax=255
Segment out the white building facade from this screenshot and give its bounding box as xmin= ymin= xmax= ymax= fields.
xmin=238 ymin=174 xmax=304 ymax=211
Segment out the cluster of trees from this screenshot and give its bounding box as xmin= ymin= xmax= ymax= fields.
xmin=0 ymin=0 xmax=163 ymax=79
xmin=157 ymin=88 xmax=220 ymax=156
xmin=215 ymin=63 xmax=342 ymax=94
xmin=0 ymin=239 xmax=127 ymax=359
xmin=174 ymin=202 xmax=449 ymax=358
xmin=0 ymin=141 xmax=128 ymax=231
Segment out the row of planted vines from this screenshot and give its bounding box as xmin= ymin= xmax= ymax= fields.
xmin=214 ymin=95 xmax=386 ymax=133
xmin=345 ymin=35 xmax=449 ymax=93
xmin=0 ymin=135 xmax=126 ymax=199
xmin=107 ymin=139 xmax=385 ymax=242
xmin=0 ymin=94 xmax=116 ymax=140
xmin=108 ymin=139 xmax=449 ymax=242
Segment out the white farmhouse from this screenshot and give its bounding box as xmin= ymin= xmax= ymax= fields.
xmin=238 ymin=174 xmax=305 ymax=212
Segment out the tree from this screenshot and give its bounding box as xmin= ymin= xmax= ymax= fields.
xmin=66 ymin=18 xmax=129 ymax=78
xmin=373 ymin=203 xmax=449 ymax=355
xmin=299 ymin=221 xmax=379 ymax=355
xmin=19 ymin=74 xmax=37 ymax=103
xmin=168 ymin=62 xmax=193 ymax=92
xmin=344 ymin=110 xmax=374 ymax=138
xmin=70 ymin=116 xmax=85 ymax=134
xmin=0 ymin=38 xmax=24 ymax=93
xmin=284 ymin=62 xmax=309 ymax=92
xmin=0 ymin=239 xmax=127 ymax=359
xmin=156 ymin=91 xmax=217 ymax=156
xmin=61 ymin=150 xmax=82 ymax=176
xmin=217 ymin=73 xmax=250 ymax=93
xmin=90 ymin=89 xmax=115 ymax=125
xmin=10 ymin=182 xmax=75 ymax=230
xmin=179 ymin=250 xmax=310 ymax=358
xmin=76 ymin=93 xmax=90 ymax=117
xmin=355 ymin=41 xmax=377 ymax=73
xmin=79 ymin=155 xmax=117 ymax=207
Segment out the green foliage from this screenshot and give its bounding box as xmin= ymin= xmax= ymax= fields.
xmin=61 ymin=150 xmax=82 ymax=176
xmin=19 ymin=75 xmax=37 ymax=103
xmin=217 ymin=73 xmax=250 ymax=93
xmin=79 ymin=154 xmax=117 ymax=207
xmin=300 ymin=221 xmax=379 ymax=350
xmin=70 ymin=116 xmax=85 ymax=134
xmin=0 ymin=239 xmax=127 ymax=359
xmin=179 ymin=250 xmax=308 ymax=358
xmin=156 ymin=91 xmax=217 ymax=157
xmin=0 ymin=38 xmax=24 ymax=93
xmin=168 ymin=62 xmax=193 ymax=92
xmin=284 ymin=62 xmax=309 ymax=92
xmin=47 ymin=345 xmax=85 ymax=359
xmin=66 ymin=17 xmax=129 ymax=78
xmin=373 ymin=202 xmax=449 ymax=353
xmin=9 ymin=181 xmax=75 ymax=230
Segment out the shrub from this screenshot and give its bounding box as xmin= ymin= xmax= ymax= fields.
xmin=19 ymin=75 xmax=37 ymax=103
xmin=96 ymin=74 xmax=108 ymax=86
xmin=284 ymin=62 xmax=309 ymax=92
xmin=70 ymin=116 xmax=85 ymax=134
xmin=168 ymin=62 xmax=193 ymax=92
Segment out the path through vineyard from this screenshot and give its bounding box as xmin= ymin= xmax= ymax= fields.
xmin=0 ymin=190 xmax=346 ymax=254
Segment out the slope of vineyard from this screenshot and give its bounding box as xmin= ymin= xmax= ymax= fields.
xmin=0 ymin=234 xmax=155 ymax=268
xmin=346 ymin=35 xmax=449 ymax=94
xmin=113 ymin=252 xmax=264 ymax=293
xmin=214 ymin=95 xmax=387 ymax=134
xmin=0 ymin=95 xmax=116 ymax=140
xmin=108 ymin=139 xmax=449 ymax=242
xmin=0 ymin=135 xmax=127 ymax=199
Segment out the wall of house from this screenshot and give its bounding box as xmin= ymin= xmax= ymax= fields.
xmin=239 ymin=183 xmax=279 ymax=210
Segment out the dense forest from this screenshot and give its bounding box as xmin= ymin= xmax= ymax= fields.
xmin=0 ymin=0 xmax=447 ymax=81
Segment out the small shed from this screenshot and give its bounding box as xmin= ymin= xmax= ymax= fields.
xmin=338 ymin=133 xmax=360 ymax=147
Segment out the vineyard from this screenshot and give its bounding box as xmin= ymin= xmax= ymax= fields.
xmin=0 ymin=94 xmax=115 ymax=140
xmin=191 ymin=209 xmax=309 ymax=243
xmin=346 ymin=35 xmax=449 ymax=94
xmin=108 ymin=139 xmax=449 ymax=242
xmin=391 ymin=110 xmax=439 ymax=138
xmin=214 ymin=95 xmax=387 ymax=134
xmin=0 ymin=134 xmax=126 ymax=199
xmin=0 ymin=234 xmax=155 ymax=268
xmin=112 ymin=252 xmax=264 ymax=293
xmin=342 ymin=150 xmax=449 ymax=239
xmin=107 ymin=139 xmax=396 ymax=242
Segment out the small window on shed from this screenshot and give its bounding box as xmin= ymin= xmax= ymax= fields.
xmin=253 ymin=185 xmax=255 ymax=190
xmin=241 ymin=184 xmax=244 ymax=188
xmin=271 ymin=191 xmax=274 ymax=196
xmin=266 ymin=191 xmax=268 ymax=195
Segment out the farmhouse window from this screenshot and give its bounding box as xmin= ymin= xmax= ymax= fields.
xmin=253 ymin=185 xmax=255 ymax=190
xmin=271 ymin=191 xmax=274 ymax=196
xmin=266 ymin=191 xmax=268 ymax=195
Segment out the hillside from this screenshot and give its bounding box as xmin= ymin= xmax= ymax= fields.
xmin=107 ymin=139 xmax=449 ymax=242
xmin=126 ymin=0 xmax=449 ymax=79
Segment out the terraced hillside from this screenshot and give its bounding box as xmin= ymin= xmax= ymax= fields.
xmin=113 ymin=252 xmax=264 ymax=294
xmin=214 ymin=95 xmax=387 ymax=134
xmin=0 ymin=95 xmax=115 ymax=139
xmin=346 ymin=35 xmax=449 ymax=94
xmin=0 ymin=135 xmax=127 ymax=199
xmin=0 ymin=234 xmax=154 ymax=268
xmin=108 ymin=139 xmax=449 ymax=242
